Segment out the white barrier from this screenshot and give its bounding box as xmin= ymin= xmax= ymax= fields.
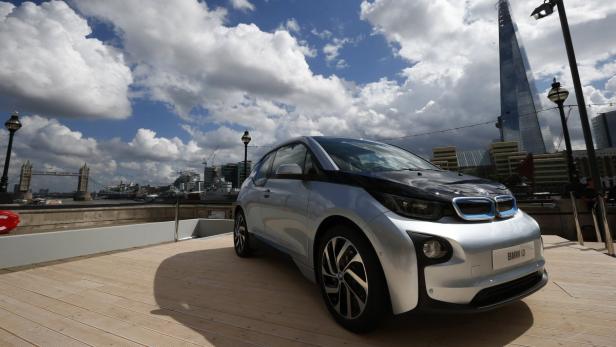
xmin=0 ymin=218 xmax=233 ymax=269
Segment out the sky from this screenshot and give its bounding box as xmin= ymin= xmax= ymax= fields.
xmin=0 ymin=0 xmax=615 ymax=191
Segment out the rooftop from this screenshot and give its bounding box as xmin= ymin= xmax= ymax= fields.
xmin=0 ymin=234 xmax=614 ymax=346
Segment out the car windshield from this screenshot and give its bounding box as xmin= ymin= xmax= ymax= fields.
xmin=315 ymin=137 xmax=439 ymax=173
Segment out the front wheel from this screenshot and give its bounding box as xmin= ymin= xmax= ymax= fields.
xmin=233 ymin=210 xmax=252 ymax=257
xmin=317 ymin=225 xmax=389 ymax=333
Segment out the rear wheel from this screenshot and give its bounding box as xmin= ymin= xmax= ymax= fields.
xmin=317 ymin=225 xmax=389 ymax=332
xmin=233 ymin=210 xmax=252 ymax=257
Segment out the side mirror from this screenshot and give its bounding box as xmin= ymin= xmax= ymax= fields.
xmin=276 ymin=163 xmax=303 ymax=177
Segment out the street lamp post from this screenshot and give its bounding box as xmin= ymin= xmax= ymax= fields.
xmin=531 ymin=0 xmax=601 ymax=192
xmin=548 ymin=78 xmax=576 ymax=185
xmin=532 ymin=0 xmax=614 ymax=256
xmin=0 ymin=112 xmax=22 ymax=194
xmin=241 ymin=130 xmax=251 ymax=183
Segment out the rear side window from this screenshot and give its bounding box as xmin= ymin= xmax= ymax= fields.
xmin=271 ymin=143 xmax=307 ymax=176
xmin=254 ymin=152 xmax=275 ymax=186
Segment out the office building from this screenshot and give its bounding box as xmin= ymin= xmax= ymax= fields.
xmin=431 ymin=147 xmax=458 ymax=170
xmin=592 ymin=111 xmax=616 ymax=149
xmin=498 ymin=0 xmax=546 ymax=154
xmin=221 ymin=163 xmax=239 ymax=188
xmin=203 ymin=165 xmax=217 ymax=188
xmin=490 ymin=141 xmax=527 ymax=177
xmin=574 ymin=147 xmax=616 ymax=188
xmin=532 ymin=153 xmax=569 ymax=187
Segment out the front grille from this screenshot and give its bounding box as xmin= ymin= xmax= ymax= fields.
xmin=452 ymin=197 xmax=495 ymax=221
xmin=471 ymin=272 xmax=542 ymax=307
xmin=495 ymin=195 xmax=517 ymax=218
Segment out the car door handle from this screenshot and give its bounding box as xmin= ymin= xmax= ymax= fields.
xmin=263 ymin=189 xmax=270 ymax=198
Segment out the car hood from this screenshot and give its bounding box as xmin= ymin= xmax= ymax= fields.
xmin=350 ymin=169 xmax=510 ymax=202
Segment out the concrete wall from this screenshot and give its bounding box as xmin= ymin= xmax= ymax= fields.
xmin=0 ymin=218 xmax=234 ymax=269
xmin=521 ymin=201 xmax=616 ymax=241
xmin=9 ymin=204 xmax=234 ymax=235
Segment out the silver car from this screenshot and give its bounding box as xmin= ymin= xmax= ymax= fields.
xmin=234 ymin=136 xmax=547 ymax=332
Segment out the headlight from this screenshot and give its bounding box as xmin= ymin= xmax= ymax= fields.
xmin=422 ymin=239 xmax=448 ymax=259
xmin=407 ymin=232 xmax=453 ymax=264
xmin=374 ymin=193 xmax=443 ymax=220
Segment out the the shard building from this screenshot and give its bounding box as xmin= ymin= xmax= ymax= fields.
xmin=498 ymin=0 xmax=547 ymax=154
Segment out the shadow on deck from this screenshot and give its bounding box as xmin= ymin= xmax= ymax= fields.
xmin=152 ymin=235 xmax=534 ymax=346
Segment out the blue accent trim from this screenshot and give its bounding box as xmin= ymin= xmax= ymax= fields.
xmin=451 ymin=197 xmax=496 ymax=221
xmin=495 ymin=195 xmax=518 ymax=218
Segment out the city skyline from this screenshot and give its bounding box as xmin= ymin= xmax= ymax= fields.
xmin=0 ymin=0 xmax=615 ymax=191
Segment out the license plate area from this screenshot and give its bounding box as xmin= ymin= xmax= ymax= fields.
xmin=492 ymin=241 xmax=535 ymax=270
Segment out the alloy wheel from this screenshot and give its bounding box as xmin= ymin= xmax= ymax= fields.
xmin=321 ymin=236 xmax=369 ymax=320
xmin=234 ymin=213 xmax=247 ymax=253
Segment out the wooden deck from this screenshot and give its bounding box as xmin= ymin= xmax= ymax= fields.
xmin=0 ymin=234 xmax=615 ymax=347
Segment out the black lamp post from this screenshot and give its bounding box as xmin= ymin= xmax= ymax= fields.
xmin=548 ymin=78 xmax=576 ymax=185
xmin=241 ymin=130 xmax=251 ymax=182
xmin=0 ymin=112 xmax=22 ymax=193
xmin=531 ymin=0 xmax=601 ymax=192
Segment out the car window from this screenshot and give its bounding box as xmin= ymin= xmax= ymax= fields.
xmin=253 ymin=152 xmax=275 ymax=186
xmin=315 ymin=137 xmax=438 ymax=173
xmin=271 ymin=143 xmax=307 ymax=177
xmin=304 ymin=151 xmax=320 ymax=176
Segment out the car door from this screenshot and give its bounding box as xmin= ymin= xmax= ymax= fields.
xmin=260 ymin=143 xmax=312 ymax=257
xmin=244 ymin=151 xmax=275 ymax=236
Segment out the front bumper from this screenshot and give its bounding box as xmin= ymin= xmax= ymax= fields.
xmin=416 ymin=268 xmax=548 ymax=313
xmin=367 ymin=210 xmax=546 ymax=314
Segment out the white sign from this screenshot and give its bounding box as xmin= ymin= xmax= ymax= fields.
xmin=492 ymin=241 xmax=535 ymax=270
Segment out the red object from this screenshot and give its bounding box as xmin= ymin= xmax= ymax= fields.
xmin=0 ymin=210 xmax=20 ymax=234
xmin=518 ymin=153 xmax=535 ymax=180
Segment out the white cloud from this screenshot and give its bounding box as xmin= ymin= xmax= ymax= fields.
xmin=311 ymin=28 xmax=332 ymax=40
xmin=229 ymin=0 xmax=255 ymax=12
xmin=0 ymin=1 xmax=132 ymax=119
xmin=74 ymin=0 xmax=351 ymax=123
xmin=282 ymin=18 xmax=300 ymax=33
xmin=323 ymin=38 xmax=348 ymax=61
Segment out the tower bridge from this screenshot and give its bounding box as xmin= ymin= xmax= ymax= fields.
xmin=17 ymin=161 xmax=91 ymax=201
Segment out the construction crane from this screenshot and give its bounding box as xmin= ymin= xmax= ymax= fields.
xmin=203 ymin=146 xmax=219 ymax=168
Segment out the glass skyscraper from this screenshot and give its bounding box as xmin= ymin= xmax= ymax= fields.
xmin=498 ymin=0 xmax=547 ymax=154
xmin=592 ymin=111 xmax=616 ymax=149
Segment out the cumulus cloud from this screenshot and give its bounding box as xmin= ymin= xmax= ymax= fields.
xmin=229 ymin=0 xmax=255 ymax=12
xmin=0 ymin=1 xmax=132 ymax=119
xmin=73 ymin=0 xmax=350 ymax=123
xmin=323 ymin=38 xmax=350 ymax=66
xmin=281 ymin=18 xmax=300 ymax=33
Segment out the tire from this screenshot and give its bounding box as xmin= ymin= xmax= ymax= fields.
xmin=233 ymin=210 xmax=252 ymax=257
xmin=316 ymin=225 xmax=389 ymax=333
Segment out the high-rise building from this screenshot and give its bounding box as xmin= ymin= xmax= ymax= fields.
xmin=498 ymin=0 xmax=547 ymax=154
xmin=431 ymin=147 xmax=458 ymax=170
xmin=221 ymin=163 xmax=239 ymax=188
xmin=592 ymin=111 xmax=616 ymax=149
xmin=203 ymin=164 xmax=217 ymax=188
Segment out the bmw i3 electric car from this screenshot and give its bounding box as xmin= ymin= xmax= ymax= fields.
xmin=233 ymin=136 xmax=547 ymax=332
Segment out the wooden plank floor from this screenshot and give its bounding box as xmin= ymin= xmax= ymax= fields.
xmin=0 ymin=233 xmax=615 ymax=347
